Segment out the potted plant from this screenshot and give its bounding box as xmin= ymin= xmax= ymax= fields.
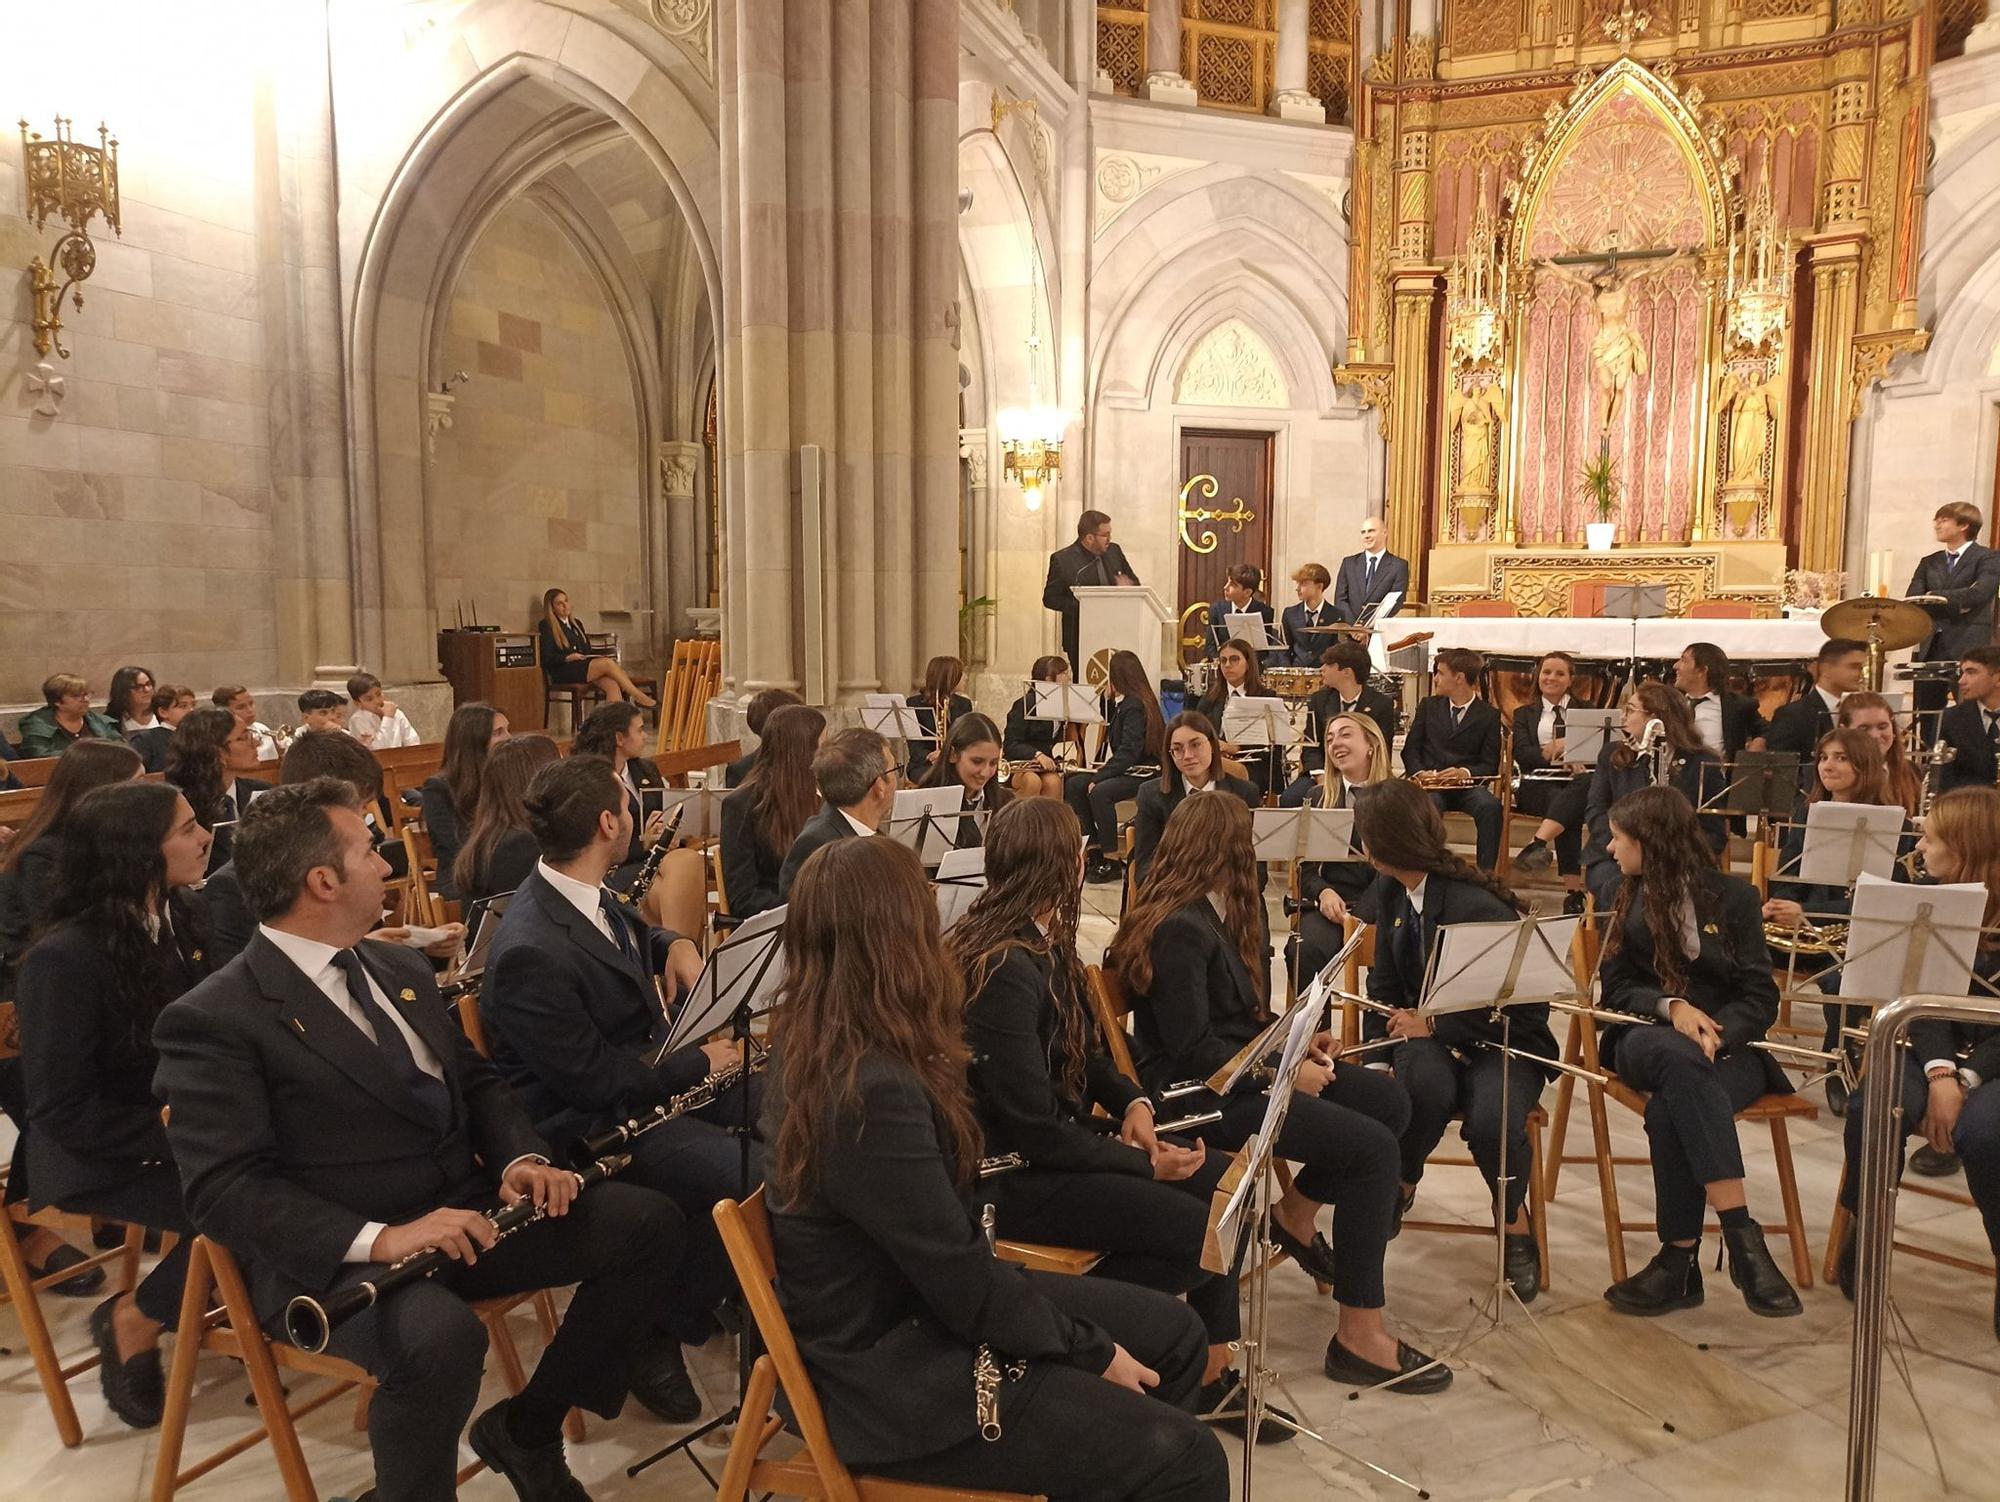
xmin=1578 ymin=451 xmax=1619 ymax=552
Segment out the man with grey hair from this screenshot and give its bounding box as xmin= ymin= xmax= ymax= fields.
xmin=1332 ymin=515 xmax=1410 ymax=624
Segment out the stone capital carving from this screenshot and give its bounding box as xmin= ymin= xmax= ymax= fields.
xmin=658 ymin=439 xmax=703 ymax=500
xmin=424 ymin=391 xmax=456 ymax=464
xmin=1176 ymin=321 xmax=1289 ymax=409
xmin=650 ymin=0 xmax=713 ymax=79
xmin=960 ymin=426 xmax=990 ymax=488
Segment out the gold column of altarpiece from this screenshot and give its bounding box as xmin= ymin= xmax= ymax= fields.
xmin=1334 ymin=0 xmax=1934 ymax=615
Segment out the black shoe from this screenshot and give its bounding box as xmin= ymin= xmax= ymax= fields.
xmin=1085 ymin=858 xmax=1125 ymax=885
xmin=1836 ymin=1222 xmax=1856 ymax=1302
xmin=469 ymin=1400 xmax=592 ymax=1502
xmin=1722 ymin=1220 xmax=1803 ymax=1318
xmin=1389 ymin=1184 xmax=1415 ymax=1240
xmin=1562 ymin=891 xmax=1587 ymax=917
xmin=1514 ymin=840 xmax=1552 ymax=873
xmin=1604 ymin=1246 xmax=1704 ymax=1316
xmin=89 ymin=1296 xmax=164 ymax=1429
xmin=27 ymin=1239 xmax=106 ymax=1298
xmin=1505 ymin=1233 xmax=1541 ymax=1304
xmin=1910 ymin=1144 xmax=1961 ymax=1177
xmin=629 ymin=1338 xmax=703 ymax=1424
xmin=1199 ymin=1369 xmax=1294 ymax=1444
xmin=1269 ymin=1217 xmax=1338 ymax=1286
xmin=1322 ymin=1336 xmax=1453 ymax=1394
xmin=1825 ymin=1075 xmax=1850 ymax=1119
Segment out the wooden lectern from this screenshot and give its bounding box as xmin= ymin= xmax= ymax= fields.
xmin=437 ymin=629 xmax=542 ymax=732
xmin=1073 ymin=585 xmax=1174 ymax=687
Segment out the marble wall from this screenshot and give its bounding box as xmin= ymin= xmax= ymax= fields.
xmin=431 ymin=197 xmax=648 ymax=635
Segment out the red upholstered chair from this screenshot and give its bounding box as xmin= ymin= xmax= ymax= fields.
xmin=1568 ymin=582 xmax=1608 ymax=617
xmin=1455 ymin=599 xmax=1517 ymax=617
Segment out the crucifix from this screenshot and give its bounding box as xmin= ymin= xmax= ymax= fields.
xmin=1536 ymin=234 xmax=1689 ymax=444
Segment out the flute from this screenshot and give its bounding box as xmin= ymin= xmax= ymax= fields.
xmin=283 ymin=1152 xmax=632 ymax=1353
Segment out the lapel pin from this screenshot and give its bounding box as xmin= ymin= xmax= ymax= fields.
xmin=399 ymin=988 xmax=417 ymax=1003
xmin=1702 ymin=922 xmax=1719 ymax=935
xmin=290 ymin=1018 xmax=306 ymax=1036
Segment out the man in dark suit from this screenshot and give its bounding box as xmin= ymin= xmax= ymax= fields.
xmin=1400 ymin=647 xmax=1504 ymax=869
xmin=724 ymin=688 xmax=803 ymax=788
xmin=1280 ymin=562 xmax=1339 ymax=667
xmin=1939 ymin=647 xmax=2000 ymax=793
xmin=1673 ymin=641 xmax=1767 ymax=762
xmin=1765 ymin=638 xmax=1866 ymax=757
xmin=1909 ymin=502 xmax=2000 ymax=732
xmin=1281 ymin=640 xmax=1398 ymax=806
xmin=154 ymin=779 xmax=683 ymax=1502
xmin=1206 ymin=563 xmax=1276 ymax=660
xmin=1331 ymin=516 xmax=1410 ymax=624
xmin=1043 ymin=509 xmax=1140 ymax=673
xmin=778 ymin=727 xmax=897 ymax=899
xmin=480 ymin=754 xmax=744 ymax=1424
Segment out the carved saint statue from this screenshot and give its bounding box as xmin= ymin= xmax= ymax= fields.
xmin=1449 ymin=378 xmax=1506 ymax=498
xmin=1716 ymin=364 xmax=1781 ymax=488
xmin=1537 ymin=250 xmax=1691 ymax=439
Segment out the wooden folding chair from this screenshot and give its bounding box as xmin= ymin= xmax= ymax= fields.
xmin=1397 ymin=1108 xmax=1553 ymax=1291
xmin=399 ymin=823 xmax=441 ymax=929
xmin=1823 ymin=1164 xmax=1995 ymax=1283
xmin=713 ymin=1190 xmax=1045 ymax=1502
xmin=150 ymin=1236 xmax=574 ymax=1502
xmin=655 ymin=639 xmax=723 ymax=755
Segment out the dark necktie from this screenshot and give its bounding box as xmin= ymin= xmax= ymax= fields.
xmin=1949 ymin=551 xmax=1963 ymax=573
xmin=1986 ymin=711 xmax=1999 ymax=752
xmin=1364 ymin=556 xmax=1377 ymax=592
xmin=330 ymin=948 xmax=450 ymax=1131
xmin=1399 ymin=896 xmax=1424 ymax=980
xmin=1451 ymin=702 xmax=1467 ymax=730
xmin=599 ymin=891 xmax=643 ymax=968
xmin=1552 ymin=703 xmax=1567 ymax=739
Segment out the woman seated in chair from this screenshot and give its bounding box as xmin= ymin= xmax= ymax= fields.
xmin=1110 ymin=791 xmax=1449 ymax=1394
xmin=539 ymin=587 xmax=655 ymax=708
xmin=1762 ymin=726 xmax=1914 ymax=1109
xmin=1837 ymin=692 xmax=1922 ymax=816
xmin=1129 ymin=711 xmax=1257 ymax=883
xmin=1293 ymin=712 xmax=1395 ymax=983
xmin=453 ymin=733 xmax=562 ymax=906
xmin=1595 ymin=785 xmax=1802 ymax=1319
xmin=16 ymin=781 xmax=215 ymax=1427
xmin=1064 ymin=650 xmax=1166 ymax=886
xmin=906 ymin=655 xmax=974 ymax=784
xmin=953 ymin=797 xmax=1283 ymax=1440
xmin=163 ymin=707 xmax=269 ymax=876
xmin=421 ymin=703 xmax=511 ymax=902
xmin=762 ymin=835 xmax=1229 ymax=1502
xmin=720 ymin=704 xmax=825 ymax=921
xmin=920 ymin=712 xmax=1013 ymax=850
xmin=1193 ymin=639 xmax=1276 ymax=797
xmin=572 ymin=701 xmax=704 ymax=934
xmin=1003 ymin=655 xmax=1082 ymax=799
xmin=1580 ymin=683 xmax=1720 ymax=909
xmin=1357 ymin=778 xmax=1556 ymax=1303
xmin=1830 ymin=787 xmax=2000 ymax=1333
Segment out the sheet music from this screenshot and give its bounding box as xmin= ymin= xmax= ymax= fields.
xmin=1558 ymin=709 xmax=1618 ymax=767
xmin=649 ymin=786 xmax=727 ymax=842
xmin=1841 ymin=874 xmax=1984 ymax=1005
xmin=1224 ymin=612 xmax=1285 ymax=653
xmin=1418 ymin=916 xmax=1582 ymax=1016
xmin=666 ymin=902 xmax=787 ymax=1052
xmin=1030 ymin=681 xmax=1104 ymax=725
xmin=1214 ymin=987 xmax=1326 ymax=1254
xmin=933 ymin=846 xmax=986 ymax=929
xmin=1220 ymin=696 xmax=1297 ymax=747
xmin=860 ymin=693 xmax=932 ymax=741
xmin=444 ymin=891 xmax=513 ymax=985
xmin=885 ymin=785 xmax=966 ymax=866
xmin=1796 ymin=801 xmax=1905 ymax=886
xmin=1249 ymin=805 xmax=1357 ymax=863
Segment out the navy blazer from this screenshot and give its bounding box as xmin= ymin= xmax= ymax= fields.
xmin=1002 ymin=692 xmax=1059 ymax=763
xmin=1206 ymin=598 xmax=1276 ymax=661
xmin=1094 ymin=695 xmax=1153 ymax=781
xmin=1332 ymin=551 xmax=1409 ymax=623
xmin=1130 ymin=772 xmax=1259 ymax=881
xmin=1578 ymin=740 xmax=1724 ymax=869
xmin=1909 ymin=544 xmax=2000 ymax=662
xmin=1401 ymin=695 xmax=1502 ymax=779
xmin=719 ymin=788 xmax=786 ymax=921
xmin=154 ymin=932 xmax=547 ymax=1319
xmin=1280 ymin=599 xmax=1340 ymax=668
xmin=779 ymin=802 xmax=859 ymax=901
xmin=478 ymin=867 xmax=705 ymax=1143
xmin=1300 ymin=685 xmax=1398 ymax=775
xmin=1939 ymin=698 xmax=2000 ymax=793
xmin=1765 ymin=689 xmax=1837 ymax=759
xmin=1127 ymin=899 xmax=1271 ymax=1096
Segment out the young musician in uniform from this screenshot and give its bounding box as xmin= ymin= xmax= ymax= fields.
xmin=778 ymin=727 xmax=898 ymax=900
xmin=1002 ymin=656 xmax=1080 ymax=799
xmin=1939 ymin=645 xmax=2000 ymax=793
xmin=1064 ymin=650 xmax=1165 ymax=886
xmin=1193 ymin=639 xmax=1276 ymax=797
xmin=479 ymin=754 xmax=745 ymax=1424
xmin=164 ymin=707 xmax=269 ymax=875
xmin=1332 ymin=517 xmax=1409 ymax=624
xmin=1111 ymin=792 xmax=1449 ymax=1394
xmin=1908 ymin=501 xmax=2000 ymax=729
xmin=538 ymin=587 xmax=656 ymax=707
xmin=1595 ymin=786 xmax=1803 ymax=1319
xmin=1833 ymin=785 xmax=2000 ymax=1336
xmin=15 ymin=783 xmax=212 ymax=1426
xmin=421 ymin=703 xmax=511 ymax=901
xmin=763 ymin=835 xmax=1227 ymax=1502
xmin=1282 ymin=563 xmax=1338 ymax=668
xmin=572 ymin=701 xmax=705 ymax=935
xmin=954 ymin=798 xmax=1278 ymax=1440
xmin=920 ymin=712 xmax=1013 ymax=849
xmin=1292 ymin=713 xmax=1394 ymax=983
xmin=1674 ymin=641 xmax=1767 ymax=763
xmin=1401 ymin=647 xmax=1504 ymax=871
xmin=1206 ymin=565 xmax=1275 ymax=662
xmin=1837 ymin=691 xmax=1922 ymax=815
xmin=1766 ymin=638 xmax=1866 ymax=757
xmin=155 ymin=779 xmax=683 ymax=1502
xmin=454 ymin=734 xmax=563 ymax=906
xmin=1358 ymin=780 xmax=1556 ymax=1300
xmin=1281 ymin=640 xmax=1398 ymax=807
xmin=1129 ymin=712 xmax=1258 ymax=883
xmin=906 ymin=656 xmax=974 ymax=783
xmin=720 ymin=704 xmax=826 ymax=921
xmin=722 ymin=688 xmax=802 ymax=788
xmin=1580 ymin=684 xmax=1719 ymax=908
xmin=1043 ymin=509 xmax=1141 ymax=674
xmin=1511 ymin=651 xmax=1591 ymax=910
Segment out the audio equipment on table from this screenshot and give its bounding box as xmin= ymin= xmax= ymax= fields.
xmin=284 ymin=1151 xmax=632 ymax=1353
xmin=575 ymin=1055 xmax=766 ymax=1160
xmin=617 ymin=803 xmax=688 ymax=909
xmin=1409 ymin=768 xmax=1474 ymax=790
xmin=1761 ymin=919 xmax=1851 ymax=957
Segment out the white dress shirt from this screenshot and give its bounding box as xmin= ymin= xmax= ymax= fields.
xmin=1405 ymin=876 xmax=1428 ymax=915
xmin=536 ymin=859 xmax=617 ymax=944
xmin=349 ymin=707 xmax=421 ymax=749
xmin=1536 ymin=695 xmax=1573 ymax=749
xmin=840 ymin=809 xmax=878 ymax=838
xmin=1816 ymin=685 xmax=1842 ymax=715
xmin=1686 ymin=692 xmax=1724 ymax=756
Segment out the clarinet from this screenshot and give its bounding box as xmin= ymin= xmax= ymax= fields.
xmin=617 ymin=803 xmax=687 ymax=908
xmin=283 ymin=1152 xmax=632 ymax=1353
xmin=574 ymin=1054 xmax=767 ymax=1160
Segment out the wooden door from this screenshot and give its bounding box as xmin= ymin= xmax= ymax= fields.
xmin=1176 ymin=429 xmax=1276 ymax=651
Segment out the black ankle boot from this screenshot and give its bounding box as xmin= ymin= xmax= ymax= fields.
xmin=1722 ymin=1220 xmax=1803 ymax=1317
xmin=1836 ymin=1222 xmax=1856 ymax=1302
xmin=1604 ymin=1245 xmax=1703 ymax=1316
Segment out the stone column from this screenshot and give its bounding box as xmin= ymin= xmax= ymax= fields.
xmin=1269 ymin=0 xmax=1326 ymax=122
xmin=717 ymin=0 xmax=961 ymax=699
xmin=1796 ymin=234 xmax=1864 ymax=576
xmin=1386 ymin=268 xmax=1443 ymax=581
xmin=1144 ymin=0 xmax=1197 ymax=105
xmin=657 ymin=440 xmax=703 ymax=652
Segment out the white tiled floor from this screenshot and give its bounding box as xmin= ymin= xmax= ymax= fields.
xmin=3 ymin=879 xmax=1997 ymax=1499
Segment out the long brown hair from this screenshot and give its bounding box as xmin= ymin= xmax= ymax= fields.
xmin=453 ymin=734 xmax=560 ymax=895
xmin=919 ymin=655 xmax=965 ymax=704
xmin=1921 ymin=787 xmax=2000 ymax=932
xmin=1602 ymin=786 xmax=1719 ymax=993
xmin=1109 ymin=791 xmax=1265 ymax=1003
xmin=740 ymin=705 xmax=825 ymax=856
xmin=1207 ymin=639 xmax=1269 ymax=701
xmin=1158 ymin=710 xmax=1227 ymax=794
xmin=1810 ymin=725 xmax=1892 ymax=808
xmin=541 ymin=587 xmax=583 ymax=643
xmin=1837 ymin=691 xmax=1920 ymax=814
xmin=769 ymin=837 xmax=981 ymax=1201
xmin=921 ymin=711 xmax=1006 ymax=803
xmin=163 ymin=707 xmax=238 ymax=829
xmin=948 ymin=799 xmax=1093 ymax=1098
xmin=1354 ymin=777 xmax=1525 ymax=914
xmin=1106 ymin=650 xmax=1165 ymax=761
xmin=441 ymin=703 xmax=503 ymax=822
xmin=1610 ymin=681 xmax=1705 ymax=770
xmin=0 ymin=740 xmax=143 ymax=874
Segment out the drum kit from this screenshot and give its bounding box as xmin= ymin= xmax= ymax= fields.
xmin=1819 ymin=594 xmax=1935 ymax=692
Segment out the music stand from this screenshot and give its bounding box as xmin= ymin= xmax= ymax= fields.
xmin=1224 ymin=613 xmax=1287 ymax=658
xmin=859 ymin=693 xmax=932 ymax=746
xmin=1713 ymin=749 xmax=1805 ymax=829
xmin=1249 ymin=805 xmax=1355 ymax=868
xmin=1834 ymin=876 xmax=1984 ymax=1009
xmin=1556 ymin=708 xmax=1618 ymax=768
xmin=1792 ymin=802 xmax=1907 ymax=886
xmin=649 ymin=786 xmax=728 ymax=843
xmin=932 ymin=846 xmax=986 ymax=929
xmin=884 ymin=785 xmax=966 ymax=867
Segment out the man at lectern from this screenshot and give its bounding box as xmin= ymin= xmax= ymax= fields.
xmin=1044 ymin=509 xmax=1140 ymax=673
xmin=1909 ymin=502 xmax=2000 ymax=727
xmin=1332 ymin=516 xmax=1409 ymax=624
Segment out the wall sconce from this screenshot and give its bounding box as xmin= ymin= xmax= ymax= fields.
xmin=20 ymin=117 xmax=121 ymax=359
xmin=996 ymin=404 xmax=1067 ymax=511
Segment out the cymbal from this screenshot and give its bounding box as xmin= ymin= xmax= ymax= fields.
xmin=1820 ymin=595 xmax=1932 ymax=652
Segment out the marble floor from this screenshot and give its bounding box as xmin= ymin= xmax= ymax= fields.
xmin=3 ymin=880 xmax=1997 ymax=1500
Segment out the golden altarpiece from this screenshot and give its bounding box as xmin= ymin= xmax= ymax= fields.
xmin=1335 ymin=0 xmax=1935 ymax=617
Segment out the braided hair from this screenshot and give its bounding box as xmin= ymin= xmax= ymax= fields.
xmin=1353 ymin=776 xmax=1526 ymax=914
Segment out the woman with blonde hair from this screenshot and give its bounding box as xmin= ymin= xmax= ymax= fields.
xmin=538 ymin=587 xmax=655 ymax=707
xmin=1293 ymin=712 xmax=1393 ymax=982
xmin=1837 ymin=691 xmax=1921 ymax=815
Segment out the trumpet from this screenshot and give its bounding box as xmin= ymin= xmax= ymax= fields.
xmin=1761 ymin=918 xmax=1850 ymax=956
xmin=1409 ymin=767 xmax=1474 ymax=790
